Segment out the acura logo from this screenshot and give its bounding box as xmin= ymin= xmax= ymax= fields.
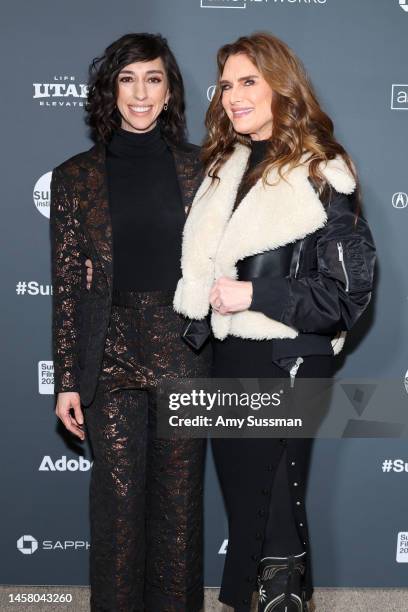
xmin=392 ymin=192 xmax=408 ymax=209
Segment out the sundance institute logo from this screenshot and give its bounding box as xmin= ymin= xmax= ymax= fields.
xmin=399 ymin=0 xmax=408 ymax=12
xmin=33 ymin=171 xmax=52 ymax=218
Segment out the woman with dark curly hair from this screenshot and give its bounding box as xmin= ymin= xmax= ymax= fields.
xmin=50 ymin=33 xmax=210 ymax=612
xmin=174 ymin=32 xmax=376 ymax=612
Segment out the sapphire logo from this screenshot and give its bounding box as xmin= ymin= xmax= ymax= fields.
xmin=17 ymin=535 xmax=38 ymax=555
xmin=201 ymin=0 xmax=246 ymax=8
xmin=391 ymin=84 xmax=408 ymax=110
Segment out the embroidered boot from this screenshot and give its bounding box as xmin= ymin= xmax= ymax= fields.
xmin=257 ymin=551 xmax=307 ymax=611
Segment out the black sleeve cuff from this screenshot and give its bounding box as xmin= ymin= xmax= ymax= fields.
xmin=248 ymin=277 xmax=292 ymax=321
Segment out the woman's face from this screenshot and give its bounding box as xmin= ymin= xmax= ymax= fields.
xmin=116 ymin=57 xmax=170 ymax=133
xmin=220 ymin=53 xmax=274 ymax=141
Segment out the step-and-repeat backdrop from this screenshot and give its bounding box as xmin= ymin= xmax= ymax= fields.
xmin=1 ymin=0 xmax=408 ymax=593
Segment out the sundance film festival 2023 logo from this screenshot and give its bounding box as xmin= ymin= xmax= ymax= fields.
xmin=38 ymin=361 xmax=54 ymax=395
xmin=201 ymin=0 xmax=326 ymax=7
xmin=397 ymin=532 xmax=408 ymax=562
xmin=33 ymin=75 xmax=88 ymax=108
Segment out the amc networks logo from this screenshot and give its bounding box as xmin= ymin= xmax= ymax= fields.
xmin=201 ymin=0 xmax=246 ymax=8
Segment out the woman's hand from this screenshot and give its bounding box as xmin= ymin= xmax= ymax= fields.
xmin=210 ymin=277 xmax=253 ymax=315
xmin=55 ymin=392 xmax=85 ymax=441
xmin=85 ymin=259 xmax=93 ymax=290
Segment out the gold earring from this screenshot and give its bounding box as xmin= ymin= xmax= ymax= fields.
xmin=163 ymin=103 xmax=168 ymax=111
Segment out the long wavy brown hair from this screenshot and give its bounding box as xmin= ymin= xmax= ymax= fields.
xmin=202 ymin=32 xmax=360 ymax=211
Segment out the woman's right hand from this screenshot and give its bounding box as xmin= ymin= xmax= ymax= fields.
xmin=85 ymin=259 xmax=93 ymax=290
xmin=55 ymin=392 xmax=85 ymax=441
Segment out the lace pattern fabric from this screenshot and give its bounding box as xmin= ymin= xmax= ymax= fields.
xmin=84 ymin=293 xmax=211 ymax=612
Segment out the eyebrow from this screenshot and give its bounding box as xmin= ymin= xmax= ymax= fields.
xmin=219 ymin=74 xmax=259 ymax=86
xmin=118 ymin=69 xmax=165 ymax=75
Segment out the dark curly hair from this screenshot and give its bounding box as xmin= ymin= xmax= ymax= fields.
xmin=86 ymin=33 xmax=186 ymax=144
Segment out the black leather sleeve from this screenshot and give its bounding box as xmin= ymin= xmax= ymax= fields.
xmin=249 ymin=190 xmax=376 ymax=334
xmin=50 ymin=167 xmax=82 ymax=393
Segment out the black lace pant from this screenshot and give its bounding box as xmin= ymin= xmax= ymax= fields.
xmin=84 ymin=291 xmax=210 ymax=612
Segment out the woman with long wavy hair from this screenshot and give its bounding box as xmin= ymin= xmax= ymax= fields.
xmin=174 ymin=32 xmax=376 ymax=612
xmin=50 ymin=33 xmax=210 ymax=612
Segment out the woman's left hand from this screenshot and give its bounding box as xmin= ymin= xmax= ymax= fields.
xmin=85 ymin=258 xmax=93 ymax=290
xmin=210 ymin=277 xmax=253 ymax=315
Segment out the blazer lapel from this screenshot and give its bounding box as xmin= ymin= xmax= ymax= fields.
xmin=167 ymin=140 xmax=204 ymax=216
xmin=77 ymin=143 xmax=113 ymax=290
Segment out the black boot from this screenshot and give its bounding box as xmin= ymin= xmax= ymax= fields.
xmin=257 ymin=551 xmax=307 ymax=611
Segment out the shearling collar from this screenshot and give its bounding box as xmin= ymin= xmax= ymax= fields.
xmin=174 ymin=144 xmax=356 ymax=342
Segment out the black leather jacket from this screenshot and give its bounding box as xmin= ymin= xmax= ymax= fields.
xmin=237 ymin=185 xmax=376 ymax=359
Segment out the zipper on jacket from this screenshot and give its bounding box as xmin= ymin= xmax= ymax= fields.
xmin=294 ymin=240 xmax=304 ymax=278
xmin=289 ymin=357 xmax=304 ymax=388
xmin=337 ymin=241 xmax=349 ymax=292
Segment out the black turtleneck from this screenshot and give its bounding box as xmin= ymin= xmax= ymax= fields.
xmin=248 ymin=138 xmax=269 ymax=167
xmin=106 ymin=124 xmax=185 ymax=292
xmin=233 ymin=138 xmax=269 ymax=211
